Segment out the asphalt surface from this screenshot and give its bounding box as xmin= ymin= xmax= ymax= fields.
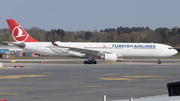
xmin=0 ymin=62 xmax=180 ymax=101
xmin=1 ymin=58 xmax=180 ymax=63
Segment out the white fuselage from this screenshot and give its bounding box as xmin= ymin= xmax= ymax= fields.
xmin=19 ymin=42 xmax=178 ymax=59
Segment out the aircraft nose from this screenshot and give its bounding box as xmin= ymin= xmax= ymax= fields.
xmin=173 ymin=49 xmax=178 ymax=55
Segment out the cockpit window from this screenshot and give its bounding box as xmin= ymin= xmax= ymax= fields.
xmin=168 ymin=47 xmax=174 ymax=49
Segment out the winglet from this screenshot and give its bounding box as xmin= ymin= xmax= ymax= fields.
xmin=51 ymin=41 xmax=59 ymax=46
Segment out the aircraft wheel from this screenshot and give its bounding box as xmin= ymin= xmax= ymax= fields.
xmin=84 ymin=61 xmax=88 ymax=64
xmin=93 ymin=61 xmax=97 ymax=64
xmin=157 ymin=61 xmax=161 ymax=64
xmin=88 ymin=61 xmax=93 ymax=64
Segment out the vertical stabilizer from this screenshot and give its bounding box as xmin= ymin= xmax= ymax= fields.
xmin=6 ymin=19 xmax=39 ymax=42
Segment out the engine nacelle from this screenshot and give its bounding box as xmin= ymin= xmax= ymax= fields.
xmin=100 ymin=53 xmax=118 ymax=62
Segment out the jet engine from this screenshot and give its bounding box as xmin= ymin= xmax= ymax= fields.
xmin=100 ymin=53 xmax=118 ymax=62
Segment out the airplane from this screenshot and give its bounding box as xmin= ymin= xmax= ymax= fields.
xmin=5 ymin=19 xmax=178 ymax=64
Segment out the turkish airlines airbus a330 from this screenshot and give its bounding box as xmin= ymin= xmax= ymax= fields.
xmin=5 ymin=19 xmax=178 ymax=64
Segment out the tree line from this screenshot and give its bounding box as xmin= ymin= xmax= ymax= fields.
xmin=0 ymin=26 xmax=180 ymax=46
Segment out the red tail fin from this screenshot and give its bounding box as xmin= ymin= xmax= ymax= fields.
xmin=6 ymin=19 xmax=39 ymax=42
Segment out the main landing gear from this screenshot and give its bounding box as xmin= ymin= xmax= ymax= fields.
xmin=84 ymin=60 xmax=97 ymax=64
xmin=157 ymin=58 xmax=161 ymax=64
xmin=84 ymin=55 xmax=97 ymax=64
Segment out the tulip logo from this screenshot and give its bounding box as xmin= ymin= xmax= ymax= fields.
xmin=12 ymin=26 xmax=28 ymax=42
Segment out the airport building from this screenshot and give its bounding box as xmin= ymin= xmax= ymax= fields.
xmin=0 ymin=45 xmax=35 ymax=58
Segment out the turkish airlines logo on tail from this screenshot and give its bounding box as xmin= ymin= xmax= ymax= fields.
xmin=12 ymin=26 xmax=28 ymax=42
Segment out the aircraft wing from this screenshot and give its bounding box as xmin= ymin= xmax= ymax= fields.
xmin=51 ymin=41 xmax=104 ymax=55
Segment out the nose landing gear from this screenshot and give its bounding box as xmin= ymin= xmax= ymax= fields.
xmin=157 ymin=58 xmax=161 ymax=64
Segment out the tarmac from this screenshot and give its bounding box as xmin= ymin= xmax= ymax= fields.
xmin=0 ymin=60 xmax=180 ymax=101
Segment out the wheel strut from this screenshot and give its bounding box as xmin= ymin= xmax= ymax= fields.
xmin=157 ymin=58 xmax=161 ymax=64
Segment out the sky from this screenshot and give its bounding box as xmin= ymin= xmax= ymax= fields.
xmin=1 ymin=0 xmax=180 ymax=31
